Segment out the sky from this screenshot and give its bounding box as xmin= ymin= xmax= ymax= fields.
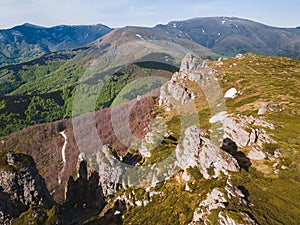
xmin=0 ymin=0 xmax=299 ymax=29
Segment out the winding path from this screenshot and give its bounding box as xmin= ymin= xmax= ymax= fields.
xmin=58 ymin=130 xmax=67 ymax=184
xmin=60 ymin=130 xmax=67 ymax=164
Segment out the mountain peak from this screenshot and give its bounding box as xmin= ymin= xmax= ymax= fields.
xmin=20 ymin=23 xmax=44 ymax=28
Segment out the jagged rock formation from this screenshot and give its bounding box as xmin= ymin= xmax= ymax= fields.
xmin=159 ymin=53 xmax=205 ymax=110
xmin=223 ymin=115 xmax=276 ymax=163
xmin=224 ymin=115 xmax=275 ymax=148
xmin=180 ymin=53 xmax=203 ymax=77
xmin=190 ymin=182 xmax=257 ymax=225
xmin=176 ymin=126 xmax=240 ymax=179
xmin=62 ymin=160 xmax=106 ymax=224
xmin=218 ymin=211 xmax=257 ymax=225
xmin=0 ymin=153 xmax=54 ymax=224
xmin=65 ymin=160 xmax=105 ymax=209
xmin=92 ymin=145 xmax=124 ymax=196
xmin=159 ymin=80 xmax=191 ymax=110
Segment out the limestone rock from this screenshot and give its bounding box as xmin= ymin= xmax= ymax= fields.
xmin=258 ymin=102 xmax=279 ymax=115
xmin=94 ymin=145 xmax=124 ymax=196
xmin=225 ymin=183 xmax=244 ymax=199
xmin=248 ymin=148 xmax=266 ymax=160
xmin=159 ymin=53 xmax=209 ymax=110
xmin=0 ymin=153 xmax=54 ymax=224
xmin=224 ymin=115 xmax=275 ymax=148
xmin=218 ymin=211 xmax=257 ymax=225
xmin=189 ymin=188 xmax=227 ymax=224
xmin=200 ymin=188 xmax=227 ymax=211
xmin=159 ymin=80 xmax=191 ymax=109
xmin=180 ymin=53 xmax=201 ymax=75
xmin=176 ymin=126 xmax=240 ymax=179
xmin=190 ymin=182 xmax=254 ymax=225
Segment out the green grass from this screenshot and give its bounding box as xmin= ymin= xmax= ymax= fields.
xmin=123 ymin=54 xmax=300 ymax=224
xmin=11 ymin=206 xmax=58 ymax=225
xmin=123 ymin=176 xmax=227 ymax=225
xmin=230 ymin=169 xmax=300 ymax=225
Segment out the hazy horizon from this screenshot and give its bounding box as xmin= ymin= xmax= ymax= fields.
xmin=0 ymin=0 xmax=298 ymax=29
xmin=1 ymin=15 xmax=299 ymax=30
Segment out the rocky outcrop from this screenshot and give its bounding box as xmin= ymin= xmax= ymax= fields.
xmin=248 ymin=148 xmax=266 ymax=160
xmin=180 ymin=53 xmax=202 ymax=75
xmin=176 ymin=126 xmax=240 ymax=179
xmin=94 ymin=145 xmax=124 ymax=196
xmin=218 ymin=211 xmax=257 ymax=225
xmin=159 ymin=80 xmax=191 ymax=110
xmin=189 ymin=188 xmax=227 ymax=224
xmin=62 ymin=160 xmax=106 ymax=224
xmin=258 ymin=102 xmax=279 ymax=115
xmin=159 ymin=53 xmax=207 ymax=110
xmin=224 ymin=115 xmax=275 ymax=148
xmin=0 ymin=153 xmax=54 ymax=224
xmin=190 ymin=182 xmax=256 ymax=225
xmin=65 ymin=160 xmax=105 ymax=209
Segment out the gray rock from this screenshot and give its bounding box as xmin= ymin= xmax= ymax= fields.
xmin=0 ymin=153 xmax=54 ymax=224
xmin=180 ymin=53 xmax=201 ymax=75
xmin=218 ymin=211 xmax=258 ymax=225
xmin=258 ymin=102 xmax=279 ymax=115
xmin=159 ymin=80 xmax=191 ymax=109
xmin=176 ymin=126 xmax=240 ymax=179
xmin=224 ymin=115 xmax=275 ymax=148
xmin=95 ymin=146 xmax=124 ymax=196
xmin=225 ymin=183 xmax=244 ymax=199
xmin=190 ymin=182 xmax=254 ymax=225
xmin=190 ymin=188 xmax=227 ymax=224
xmin=248 ymin=148 xmax=266 ymax=160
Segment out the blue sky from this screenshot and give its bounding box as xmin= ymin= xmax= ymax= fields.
xmin=0 ymin=0 xmax=298 ymax=28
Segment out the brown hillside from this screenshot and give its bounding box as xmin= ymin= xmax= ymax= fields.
xmin=0 ymin=96 xmax=155 ymax=202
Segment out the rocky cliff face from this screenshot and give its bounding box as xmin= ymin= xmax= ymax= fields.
xmin=61 ymin=160 xmax=106 ymax=224
xmin=65 ymin=160 xmax=105 ymax=209
xmin=0 ymin=153 xmax=54 ymax=224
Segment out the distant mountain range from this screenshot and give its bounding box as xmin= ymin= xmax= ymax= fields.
xmin=0 ymin=17 xmax=299 ymax=67
xmin=0 ymin=23 xmax=112 ymax=66
xmin=154 ymin=17 xmax=300 ymax=58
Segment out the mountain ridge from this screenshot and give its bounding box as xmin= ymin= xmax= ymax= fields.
xmin=154 ymin=17 xmax=300 ymax=58
xmin=1 ymin=16 xmax=299 ymax=67
xmin=0 ymin=23 xmax=112 ymax=66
